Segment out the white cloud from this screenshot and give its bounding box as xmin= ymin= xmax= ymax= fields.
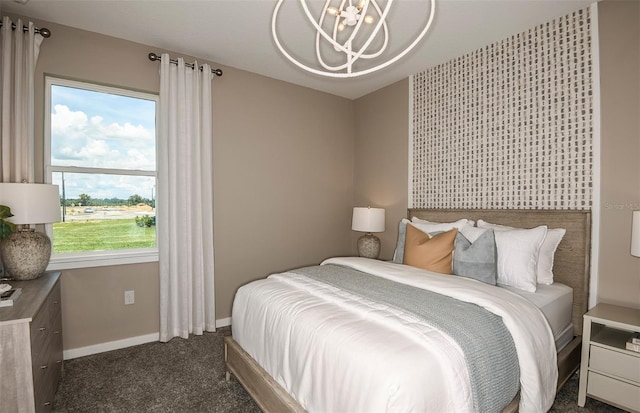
xmin=103 ymin=121 xmax=154 ymax=141
xmin=51 ymin=104 xmax=155 ymax=171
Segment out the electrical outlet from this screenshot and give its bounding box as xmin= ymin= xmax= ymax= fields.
xmin=124 ymin=290 xmax=135 ymax=305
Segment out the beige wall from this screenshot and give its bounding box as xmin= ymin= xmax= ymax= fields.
xmin=60 ymin=263 xmax=160 ymax=347
xmin=19 ymin=16 xmax=355 ymax=350
xmin=353 ymin=80 xmax=409 ymax=260
xmin=596 ymin=0 xmax=640 ymax=309
xmin=212 ymin=68 xmax=356 ymax=317
xmin=353 ymin=2 xmax=640 ymax=309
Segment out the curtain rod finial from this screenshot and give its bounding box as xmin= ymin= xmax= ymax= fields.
xmin=148 ymin=52 xmax=160 ymax=62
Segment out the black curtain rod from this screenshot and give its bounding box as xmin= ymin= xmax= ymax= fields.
xmin=148 ymin=52 xmax=223 ymax=77
xmin=0 ymin=20 xmax=51 ymax=38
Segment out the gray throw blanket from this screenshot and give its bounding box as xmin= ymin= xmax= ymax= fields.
xmin=293 ymin=264 xmax=520 ymax=413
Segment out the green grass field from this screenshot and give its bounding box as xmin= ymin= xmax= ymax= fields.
xmin=53 ymin=219 xmax=156 ymax=253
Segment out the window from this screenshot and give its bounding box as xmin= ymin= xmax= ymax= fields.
xmin=45 ymin=77 xmax=158 ymax=270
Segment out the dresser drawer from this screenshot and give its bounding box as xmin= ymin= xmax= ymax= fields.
xmin=33 ymin=360 xmax=55 ymax=412
xmin=34 ymin=349 xmax=63 ymax=412
xmin=32 ymin=322 xmax=57 ymax=388
xmin=30 ymin=298 xmax=50 ymax=352
xmin=33 ymin=332 xmax=63 ymax=413
xmin=587 ymin=371 xmax=640 ymax=411
xmin=590 ymin=345 xmax=640 ymax=383
xmin=48 ymin=282 xmax=61 ymax=321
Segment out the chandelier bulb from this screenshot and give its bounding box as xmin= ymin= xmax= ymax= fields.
xmin=327 ymin=7 xmax=340 ymax=16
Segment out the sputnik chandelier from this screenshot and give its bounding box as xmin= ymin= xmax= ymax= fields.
xmin=271 ymin=0 xmax=436 ymax=78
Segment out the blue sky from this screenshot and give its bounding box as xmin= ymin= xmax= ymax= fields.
xmin=50 ymin=85 xmax=156 ymax=200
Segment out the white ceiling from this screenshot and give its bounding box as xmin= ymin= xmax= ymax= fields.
xmin=1 ymin=0 xmax=595 ymax=99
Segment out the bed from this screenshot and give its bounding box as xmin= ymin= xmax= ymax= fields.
xmin=225 ymin=209 xmax=591 ymax=413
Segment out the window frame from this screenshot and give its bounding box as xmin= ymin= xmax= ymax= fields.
xmin=44 ymin=76 xmax=159 ymax=270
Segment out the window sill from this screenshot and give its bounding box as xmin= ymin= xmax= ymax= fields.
xmin=46 ymin=248 xmax=159 ymax=271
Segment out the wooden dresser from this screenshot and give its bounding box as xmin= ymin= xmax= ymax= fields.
xmin=0 ymin=272 xmax=63 ymax=412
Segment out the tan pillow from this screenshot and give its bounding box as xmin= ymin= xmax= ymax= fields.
xmin=403 ymin=224 xmax=458 ymax=274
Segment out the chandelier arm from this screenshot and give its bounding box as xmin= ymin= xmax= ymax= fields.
xmin=314 ymin=0 xmax=372 ymax=72
xmin=343 ymin=0 xmax=371 ymax=55
xmin=340 ymin=0 xmax=392 ymax=63
xmin=311 ymin=0 xmax=391 ymax=70
xmin=315 ymin=11 xmax=387 ymax=71
xmin=315 ymin=0 xmax=330 ymax=70
xmin=302 ymin=0 xmax=353 ymax=57
xmin=315 ymin=0 xmax=351 ymax=71
xmin=273 ymin=0 xmax=349 ymax=77
xmin=351 ymin=0 xmax=436 ymax=76
xmin=329 ymin=0 xmax=344 ymax=45
xmin=313 ymin=0 xmax=367 ymax=72
xmin=303 ymin=0 xmax=389 ymax=60
xmin=349 ymin=0 xmax=389 ymax=59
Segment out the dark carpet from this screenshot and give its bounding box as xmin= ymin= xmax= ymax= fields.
xmin=53 ymin=328 xmax=624 ymax=412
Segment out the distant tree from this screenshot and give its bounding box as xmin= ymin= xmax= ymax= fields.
xmin=79 ymin=193 xmax=91 ymax=206
xmin=128 ymin=194 xmax=144 ymax=206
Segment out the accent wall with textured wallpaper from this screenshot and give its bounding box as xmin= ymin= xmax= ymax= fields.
xmin=410 ymin=8 xmax=592 ymax=210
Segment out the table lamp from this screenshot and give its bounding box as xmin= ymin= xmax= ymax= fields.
xmin=0 ymin=183 xmax=61 ymax=280
xmin=352 ymin=206 xmax=385 ymax=259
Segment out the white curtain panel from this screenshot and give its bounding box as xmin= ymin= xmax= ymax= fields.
xmin=158 ymin=54 xmax=215 ymax=342
xmin=0 ymin=17 xmax=43 ymax=183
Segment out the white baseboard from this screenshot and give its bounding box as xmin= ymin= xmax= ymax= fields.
xmin=64 ymin=332 xmax=160 ymax=360
xmin=64 ymin=317 xmax=233 ymax=360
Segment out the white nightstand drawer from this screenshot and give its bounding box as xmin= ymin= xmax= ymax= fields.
xmin=590 ymin=345 xmax=640 ymax=383
xmin=587 ymin=371 xmax=640 ymax=411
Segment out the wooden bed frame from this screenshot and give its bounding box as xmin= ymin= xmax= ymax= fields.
xmin=225 ymin=208 xmax=592 ymax=413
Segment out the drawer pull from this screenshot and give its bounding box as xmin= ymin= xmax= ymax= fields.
xmin=43 ymin=402 xmax=52 ymax=406
xmin=39 ymin=327 xmax=47 ymax=332
xmin=54 ymin=330 xmax=60 ymax=335
xmin=56 ymin=360 xmax=62 ymax=364
xmin=40 ymin=365 xmax=48 ymax=370
xmin=53 ymin=301 xmax=59 ymax=305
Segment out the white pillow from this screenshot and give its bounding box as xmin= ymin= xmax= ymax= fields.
xmin=461 ymin=224 xmax=547 ymax=291
xmin=459 ymin=225 xmax=489 ymax=243
xmin=536 ymin=228 xmax=566 ymax=284
xmin=477 ymin=220 xmax=566 ymax=285
xmin=483 ymin=225 xmax=547 ymax=292
xmin=410 ymin=217 xmax=474 ymax=233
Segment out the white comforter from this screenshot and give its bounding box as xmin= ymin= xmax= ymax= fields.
xmin=232 ymin=257 xmax=558 ymax=413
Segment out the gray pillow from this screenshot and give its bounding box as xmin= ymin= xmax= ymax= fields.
xmin=392 ymin=220 xmax=408 ymax=263
xmin=453 ymin=230 xmax=498 ymax=285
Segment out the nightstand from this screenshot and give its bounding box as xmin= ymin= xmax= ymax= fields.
xmin=578 ymin=303 xmax=640 ymax=412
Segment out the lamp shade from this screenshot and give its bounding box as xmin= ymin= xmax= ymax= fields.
xmin=632 ymin=210 xmax=640 ymax=258
xmin=352 ymin=207 xmax=385 ymax=233
xmin=0 ymin=183 xmax=61 ymax=224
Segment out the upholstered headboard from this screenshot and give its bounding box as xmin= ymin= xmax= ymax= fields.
xmin=408 ymin=209 xmax=591 ymax=335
